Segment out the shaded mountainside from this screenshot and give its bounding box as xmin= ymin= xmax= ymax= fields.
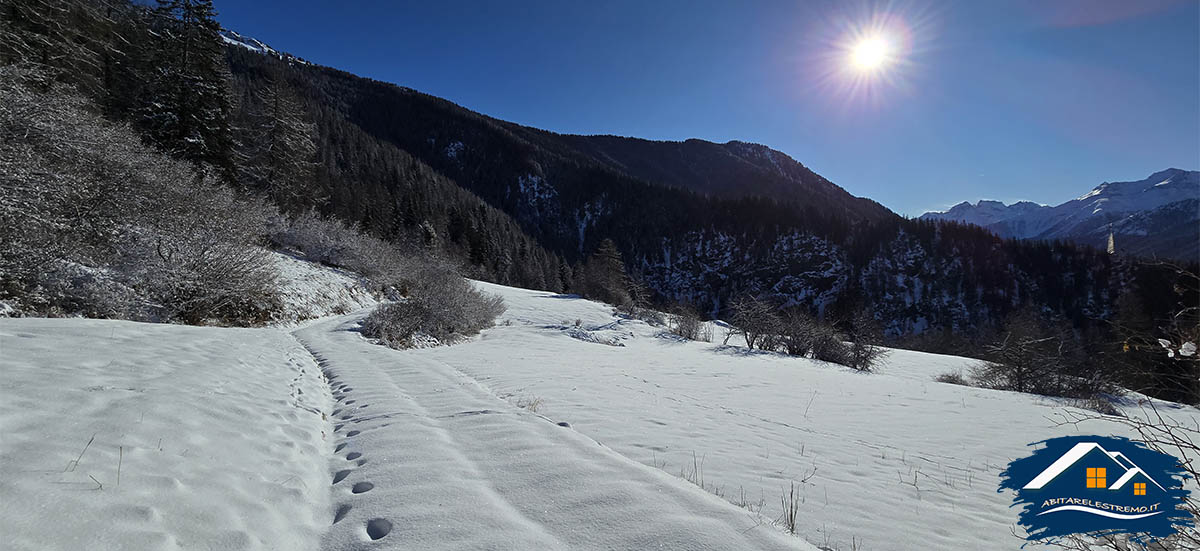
xmin=221 ymin=37 xmax=1193 ymax=343
xmin=922 ymin=169 xmax=1199 ymax=261
xmin=529 ymin=134 xmax=894 ymax=222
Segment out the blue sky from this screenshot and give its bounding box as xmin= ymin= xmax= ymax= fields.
xmin=214 ymin=0 xmax=1199 ymax=216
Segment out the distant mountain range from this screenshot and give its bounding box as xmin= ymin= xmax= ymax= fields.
xmin=920 ymin=169 xmax=1199 ymax=261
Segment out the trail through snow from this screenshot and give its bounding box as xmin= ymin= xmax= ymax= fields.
xmin=294 ymin=313 xmax=813 ymax=550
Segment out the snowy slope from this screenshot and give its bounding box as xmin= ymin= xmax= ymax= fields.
xmin=271 ymin=251 xmax=378 ymax=325
xmin=0 ymin=318 xmax=333 ymax=551
xmin=921 ymin=169 xmax=1199 ymax=258
xmin=5 ymin=275 xmax=1197 ymax=550
xmin=422 ymin=281 xmax=1200 ymax=551
xmin=220 ymin=29 xmax=309 ymax=65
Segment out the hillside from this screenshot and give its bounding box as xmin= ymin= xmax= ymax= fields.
xmin=921 ymin=169 xmax=1199 ymax=261
xmin=223 ymin=43 xmax=1195 ymax=354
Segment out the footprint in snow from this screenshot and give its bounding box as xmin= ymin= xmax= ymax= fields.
xmin=333 ymin=504 xmax=352 ymax=524
xmin=351 ymin=482 xmax=373 ymax=494
xmin=366 ymin=518 xmax=392 ymax=540
xmin=346 ymin=452 xmax=362 ymax=460
xmin=332 ymin=470 xmax=352 ymax=484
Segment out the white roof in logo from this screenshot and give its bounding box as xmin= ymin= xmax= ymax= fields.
xmin=1022 ymin=442 xmax=1165 ymax=491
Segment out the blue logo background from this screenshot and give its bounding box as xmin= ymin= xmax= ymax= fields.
xmin=999 ymin=435 xmax=1192 ymax=544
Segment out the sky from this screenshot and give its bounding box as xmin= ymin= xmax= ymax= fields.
xmin=214 ymin=0 xmax=1200 ymax=217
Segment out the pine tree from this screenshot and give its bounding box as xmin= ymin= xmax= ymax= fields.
xmin=235 ymin=76 xmax=321 ymax=210
xmin=581 ymin=238 xmax=630 ymax=306
xmin=139 ymin=0 xmax=233 ymax=178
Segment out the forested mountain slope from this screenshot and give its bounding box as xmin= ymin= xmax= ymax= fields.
xmin=225 ymin=45 xmax=1192 ymax=351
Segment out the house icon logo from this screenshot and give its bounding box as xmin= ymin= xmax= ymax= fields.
xmin=999 ymin=436 xmax=1192 ymax=544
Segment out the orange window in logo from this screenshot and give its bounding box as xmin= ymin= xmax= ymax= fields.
xmin=1134 ymin=483 xmax=1146 ymax=496
xmin=1086 ymin=468 xmax=1107 ymax=488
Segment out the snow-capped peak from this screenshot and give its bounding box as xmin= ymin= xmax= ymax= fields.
xmin=219 ymin=29 xmax=309 ymax=65
xmin=920 ymin=168 xmax=1199 ymax=258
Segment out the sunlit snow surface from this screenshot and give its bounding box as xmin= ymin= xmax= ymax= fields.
xmin=3 ymin=274 xmax=1198 ymax=550
xmin=0 ymin=319 xmax=333 ymax=551
xmin=427 ymin=281 xmax=1200 ymax=550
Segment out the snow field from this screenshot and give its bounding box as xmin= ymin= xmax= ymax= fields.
xmin=424 ymin=281 xmax=1200 ymax=550
xmin=0 ymin=319 xmax=333 ymax=551
xmin=296 ymin=313 xmax=815 ymax=550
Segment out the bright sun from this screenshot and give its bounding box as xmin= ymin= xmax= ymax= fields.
xmin=850 ymin=36 xmax=891 ymax=71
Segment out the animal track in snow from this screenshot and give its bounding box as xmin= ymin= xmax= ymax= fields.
xmin=365 ymin=518 xmax=392 ymax=540
xmin=332 ymin=470 xmax=351 ymax=484
xmin=333 ymin=504 xmax=352 ymax=524
xmin=351 ymin=482 xmax=373 ymax=494
xmin=346 ymin=430 xmax=360 ymax=437
xmin=346 ymin=452 xmax=362 ymax=460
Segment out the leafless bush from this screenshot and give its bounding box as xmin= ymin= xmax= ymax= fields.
xmin=726 ymin=294 xmax=782 ymax=350
xmin=779 ymin=309 xmax=817 ymax=356
xmin=845 ymin=309 xmax=888 ymax=372
xmin=670 ymin=304 xmax=704 ymax=341
xmin=361 ymin=261 xmax=505 ymax=348
xmin=0 ymin=64 xmax=280 ymax=325
xmin=970 ymin=308 xmax=1111 ymax=398
xmin=267 ymin=209 xmax=412 ymax=292
xmin=935 ymin=371 xmax=969 ymax=385
xmin=809 ymin=324 xmax=851 ymax=365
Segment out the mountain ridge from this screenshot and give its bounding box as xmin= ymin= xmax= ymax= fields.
xmin=921 ymin=169 xmax=1199 ymax=260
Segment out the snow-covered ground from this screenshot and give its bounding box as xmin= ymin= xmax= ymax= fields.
xmin=296 ymin=314 xmax=812 ymax=550
xmin=270 ymin=251 xmax=378 ymax=325
xmin=0 ymin=318 xmax=333 ymax=551
xmin=3 ymin=273 xmax=1197 ymax=550
xmin=422 ymin=281 xmax=1200 ymax=550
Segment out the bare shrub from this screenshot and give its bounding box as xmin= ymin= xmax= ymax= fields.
xmin=726 ymin=294 xmax=782 ymax=350
xmin=670 ymin=304 xmax=704 ymax=341
xmin=267 ymin=209 xmax=411 ymax=292
xmin=0 ymin=64 xmax=279 ymax=325
xmin=845 ymin=309 xmax=888 ymax=372
xmin=935 ymin=371 xmax=969 ymax=385
xmin=361 ymin=261 xmax=505 ymax=349
xmin=971 ymin=308 xmax=1094 ymax=397
xmin=779 ymin=309 xmax=817 ymax=357
xmin=809 ymin=324 xmax=850 ymax=365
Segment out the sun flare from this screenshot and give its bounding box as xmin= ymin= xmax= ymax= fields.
xmin=850 ymin=36 xmax=891 ymax=71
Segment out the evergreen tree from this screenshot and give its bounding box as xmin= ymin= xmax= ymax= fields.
xmin=234 ymin=76 xmax=321 ymax=210
xmin=139 ymin=0 xmax=233 ymax=178
xmin=581 ymin=238 xmax=630 ymax=306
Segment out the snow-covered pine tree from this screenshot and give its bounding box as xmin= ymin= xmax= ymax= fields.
xmin=139 ymin=0 xmax=234 ymax=179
